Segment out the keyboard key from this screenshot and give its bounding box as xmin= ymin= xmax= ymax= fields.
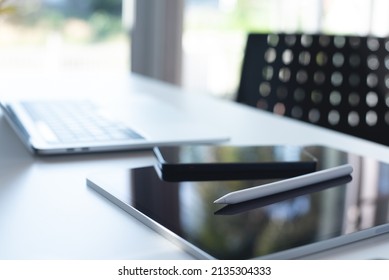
xmin=35 ymin=121 xmax=59 ymax=143
xmin=21 ymin=100 xmax=145 ymax=144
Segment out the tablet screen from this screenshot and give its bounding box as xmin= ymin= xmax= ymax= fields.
xmin=88 ymin=146 xmax=389 ymax=259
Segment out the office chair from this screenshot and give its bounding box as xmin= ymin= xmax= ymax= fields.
xmin=236 ymin=33 xmax=389 ymax=146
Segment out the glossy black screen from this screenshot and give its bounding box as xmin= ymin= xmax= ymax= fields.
xmin=89 ymin=146 xmax=389 ymax=259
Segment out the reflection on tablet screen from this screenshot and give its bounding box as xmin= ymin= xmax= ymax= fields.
xmin=88 ymin=146 xmax=389 ymax=259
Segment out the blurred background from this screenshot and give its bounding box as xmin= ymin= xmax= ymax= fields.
xmin=1 ymin=0 xmax=389 ymax=100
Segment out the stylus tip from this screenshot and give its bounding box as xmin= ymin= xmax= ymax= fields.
xmin=213 ymin=197 xmax=225 ymax=204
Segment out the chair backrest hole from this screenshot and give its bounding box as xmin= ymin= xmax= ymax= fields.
xmin=328 ymin=110 xmax=340 ymax=125
xmin=331 ymin=72 xmax=343 ymax=87
xmin=366 ymin=91 xmax=378 ymax=107
xmin=366 ymin=111 xmax=378 ymax=126
xmin=348 ymin=92 xmax=360 ymax=106
xmin=299 ymin=51 xmax=311 ymax=65
xmin=334 ymin=36 xmax=346 ymax=48
xmin=308 ymin=109 xmax=320 ymax=123
xmin=367 ymin=38 xmax=380 ymax=51
xmin=332 ymin=52 xmax=345 ymax=67
xmin=330 ymin=91 xmax=342 ymax=106
xmin=348 ymin=111 xmax=360 ymax=126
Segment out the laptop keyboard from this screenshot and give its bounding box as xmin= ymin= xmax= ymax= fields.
xmin=21 ymin=100 xmax=144 ymax=144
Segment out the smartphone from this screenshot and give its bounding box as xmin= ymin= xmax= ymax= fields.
xmin=153 ymin=145 xmax=317 ymax=181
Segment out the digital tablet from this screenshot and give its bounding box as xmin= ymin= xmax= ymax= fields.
xmin=87 ymin=146 xmax=389 ymax=259
xmin=153 ymin=145 xmax=317 ymax=181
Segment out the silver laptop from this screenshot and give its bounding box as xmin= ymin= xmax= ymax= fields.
xmin=0 ymin=97 xmax=229 ymax=155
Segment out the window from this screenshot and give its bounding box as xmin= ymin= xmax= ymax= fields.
xmin=0 ymin=0 xmax=133 ymax=77
xmin=182 ymin=0 xmax=389 ymax=100
xmin=3 ymin=0 xmax=389 ymax=100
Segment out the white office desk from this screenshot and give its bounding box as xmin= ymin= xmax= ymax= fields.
xmin=1 ymin=72 xmax=389 ymax=260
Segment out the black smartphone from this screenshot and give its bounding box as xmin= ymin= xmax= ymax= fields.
xmin=153 ymin=145 xmax=317 ymax=181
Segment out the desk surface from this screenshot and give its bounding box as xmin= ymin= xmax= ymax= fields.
xmin=1 ymin=72 xmax=389 ymax=260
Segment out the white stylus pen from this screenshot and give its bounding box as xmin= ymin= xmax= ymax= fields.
xmin=214 ymin=164 xmax=353 ymax=204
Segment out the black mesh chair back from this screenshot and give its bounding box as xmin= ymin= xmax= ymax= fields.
xmin=237 ymin=33 xmax=389 ymax=145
